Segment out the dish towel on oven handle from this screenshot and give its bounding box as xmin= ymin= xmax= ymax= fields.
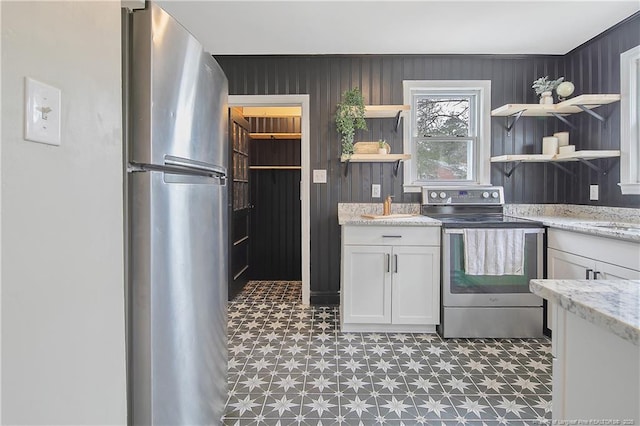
xmin=463 ymin=228 xmax=526 ymax=275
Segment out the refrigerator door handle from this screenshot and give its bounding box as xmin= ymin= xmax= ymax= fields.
xmin=165 ymin=155 xmax=227 ymax=177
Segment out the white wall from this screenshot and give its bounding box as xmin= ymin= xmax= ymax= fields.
xmin=1 ymin=2 xmax=126 ymax=424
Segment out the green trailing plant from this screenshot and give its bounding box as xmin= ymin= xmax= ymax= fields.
xmin=378 ymin=139 xmax=386 ymax=148
xmin=532 ymin=76 xmax=565 ymax=95
xmin=336 ymin=88 xmax=367 ymax=156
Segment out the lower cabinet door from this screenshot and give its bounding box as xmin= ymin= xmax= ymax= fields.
xmin=548 ymin=248 xmax=594 ymax=280
xmin=342 ymin=245 xmax=392 ymax=324
xmin=391 ymin=245 xmax=440 ymax=325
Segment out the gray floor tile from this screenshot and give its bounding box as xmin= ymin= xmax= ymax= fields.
xmin=224 ymin=281 xmax=553 ymax=424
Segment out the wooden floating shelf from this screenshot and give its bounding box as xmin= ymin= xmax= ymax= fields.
xmin=491 ymin=150 xmax=621 ymax=178
xmin=491 ymin=150 xmax=620 ymax=163
xmin=364 ymin=105 xmax=410 ymax=118
xmin=249 ymin=132 xmax=301 ymax=140
xmin=491 ymin=94 xmax=621 ymax=117
xmin=340 ymin=154 xmax=411 ymax=162
xmin=249 ymin=165 xmax=302 ymax=170
xmin=340 ymin=153 xmax=411 ymax=178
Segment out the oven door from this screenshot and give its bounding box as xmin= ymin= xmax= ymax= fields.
xmin=442 ymin=228 xmax=544 ymax=307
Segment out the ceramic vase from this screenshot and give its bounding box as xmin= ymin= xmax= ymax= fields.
xmin=539 ymin=91 xmax=554 ymax=105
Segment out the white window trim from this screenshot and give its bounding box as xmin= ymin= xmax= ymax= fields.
xmin=619 ymin=45 xmax=640 ymax=195
xmin=402 ymin=80 xmax=491 ymax=193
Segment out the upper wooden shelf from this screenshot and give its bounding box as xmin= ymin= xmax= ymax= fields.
xmin=491 ymin=95 xmax=621 ymax=117
xmin=364 ymin=105 xmax=410 ymax=118
xmin=250 ymin=133 xmax=301 ymax=140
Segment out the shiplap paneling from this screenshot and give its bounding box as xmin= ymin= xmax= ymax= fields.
xmin=248 ymin=117 xmax=302 ymax=280
xmin=562 ymin=13 xmax=640 ymax=206
xmin=216 ymin=18 xmax=640 ymax=302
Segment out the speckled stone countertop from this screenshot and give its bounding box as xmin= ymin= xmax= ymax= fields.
xmin=505 ymin=204 xmax=640 ymax=243
xmin=338 ymin=203 xmax=441 ymax=226
xmin=530 ymin=279 xmax=640 ymax=345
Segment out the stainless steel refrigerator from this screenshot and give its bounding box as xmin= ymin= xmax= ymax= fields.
xmin=125 ymin=3 xmax=228 ymax=424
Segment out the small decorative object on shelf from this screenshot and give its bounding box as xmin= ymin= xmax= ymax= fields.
xmin=556 ymin=81 xmax=575 ymax=101
xmin=532 ymin=76 xmax=564 ymax=104
xmin=336 ymin=88 xmax=367 ymax=157
xmin=378 ymin=139 xmax=388 ymax=155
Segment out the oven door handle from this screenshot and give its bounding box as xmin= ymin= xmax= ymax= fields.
xmin=444 ymin=228 xmax=545 ymax=234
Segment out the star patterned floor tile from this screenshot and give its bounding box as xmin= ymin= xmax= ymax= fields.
xmin=223 ymin=281 xmax=552 ymax=425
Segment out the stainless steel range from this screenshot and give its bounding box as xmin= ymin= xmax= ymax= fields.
xmin=422 ymin=186 xmax=545 ymax=338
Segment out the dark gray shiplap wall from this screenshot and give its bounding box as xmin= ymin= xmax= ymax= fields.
xmin=216 ymin=15 xmax=640 ymax=303
xmin=561 ymin=13 xmax=640 ymax=206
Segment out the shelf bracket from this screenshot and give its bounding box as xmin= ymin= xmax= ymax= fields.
xmin=393 ymin=160 xmax=401 ymax=177
xmin=393 ymin=110 xmax=403 ymax=132
xmin=577 ymin=157 xmax=619 ymax=176
xmin=576 ymin=104 xmax=615 ymax=127
xmin=343 ymin=159 xmax=351 ymax=177
xmin=504 ymin=110 xmax=525 ymax=133
xmin=550 ymin=162 xmax=575 ymax=175
xmin=549 ymin=113 xmax=577 ymax=129
xmin=495 ymin=160 xmax=523 ymax=178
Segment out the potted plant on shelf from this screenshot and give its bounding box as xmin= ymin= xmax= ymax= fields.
xmin=336 ymin=88 xmax=367 ymax=157
xmin=378 ymin=139 xmax=388 ymax=155
xmin=532 ymin=76 xmax=564 ymax=105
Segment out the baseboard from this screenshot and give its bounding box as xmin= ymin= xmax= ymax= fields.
xmin=310 ymin=291 xmax=339 ymax=305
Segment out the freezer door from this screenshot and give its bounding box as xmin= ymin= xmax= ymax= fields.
xmin=130 ymin=3 xmax=228 ymax=167
xmin=129 ymin=169 xmax=228 ymax=425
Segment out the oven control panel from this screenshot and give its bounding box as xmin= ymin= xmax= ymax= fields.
xmin=421 ymin=186 xmax=504 ymax=205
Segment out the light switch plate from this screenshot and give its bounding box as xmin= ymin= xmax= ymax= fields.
xmin=313 ymin=169 xmax=327 ymax=184
xmin=589 ymin=184 xmax=599 ymax=201
xmin=24 ymin=77 xmax=61 ymax=146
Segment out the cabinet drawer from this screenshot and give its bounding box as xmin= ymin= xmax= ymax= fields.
xmin=548 ymin=229 xmax=640 ymax=272
xmin=343 ymin=225 xmax=440 ymax=246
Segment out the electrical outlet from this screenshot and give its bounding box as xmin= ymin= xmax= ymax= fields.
xmin=372 ymin=184 xmax=381 ymax=198
xmin=590 ymin=185 xmax=599 ymax=201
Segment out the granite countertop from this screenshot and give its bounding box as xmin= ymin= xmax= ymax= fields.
xmin=504 ymin=204 xmax=640 ymax=243
xmin=530 ymin=279 xmax=640 ymax=345
xmin=339 ymin=213 xmax=442 ymax=226
xmin=511 ymin=215 xmax=640 ymax=242
xmin=338 ymin=202 xmax=441 ymax=227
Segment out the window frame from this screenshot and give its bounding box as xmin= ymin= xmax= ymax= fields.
xmin=402 ymin=80 xmax=491 ymax=193
xmin=619 ymin=45 xmax=640 ymax=195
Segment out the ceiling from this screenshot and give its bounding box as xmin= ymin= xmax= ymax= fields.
xmin=156 ymin=1 xmax=639 ymax=56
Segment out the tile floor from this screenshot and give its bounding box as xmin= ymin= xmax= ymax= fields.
xmin=224 ymin=281 xmax=552 ymax=425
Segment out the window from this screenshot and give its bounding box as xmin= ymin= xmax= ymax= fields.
xmin=619 ymin=45 xmax=640 ymax=195
xmin=403 ymin=81 xmax=491 ymax=191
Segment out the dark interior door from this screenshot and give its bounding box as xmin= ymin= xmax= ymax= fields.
xmin=228 ymin=108 xmax=251 ymax=300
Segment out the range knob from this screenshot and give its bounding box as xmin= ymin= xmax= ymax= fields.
xmin=439 ymin=192 xmax=447 ymax=199
xmin=482 ymin=191 xmax=490 ymax=199
xmin=491 ymin=191 xmax=500 ymax=199
xmin=430 ymin=192 xmax=438 ymax=199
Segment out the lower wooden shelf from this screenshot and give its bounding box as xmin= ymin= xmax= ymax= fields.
xmin=491 ymin=150 xmax=620 ymax=177
xmin=340 ymin=154 xmax=411 ymax=177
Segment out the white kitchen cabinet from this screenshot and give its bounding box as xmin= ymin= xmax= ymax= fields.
xmin=546 ymin=229 xmax=640 ymax=329
xmin=341 ymin=225 xmax=440 ymax=332
xmin=551 ymin=303 xmax=639 ymax=423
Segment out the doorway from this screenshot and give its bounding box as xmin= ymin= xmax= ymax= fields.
xmin=228 ymin=95 xmax=310 ymax=305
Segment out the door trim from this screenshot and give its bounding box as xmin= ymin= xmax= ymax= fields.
xmin=228 ymin=94 xmax=311 ymax=305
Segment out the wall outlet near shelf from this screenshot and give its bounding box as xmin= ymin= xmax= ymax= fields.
xmin=372 ymin=184 xmax=381 ymax=198
xmin=590 ymin=185 xmax=599 ymax=201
